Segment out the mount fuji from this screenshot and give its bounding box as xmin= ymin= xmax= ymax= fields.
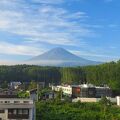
xmin=25 ymin=47 xmax=102 ymax=66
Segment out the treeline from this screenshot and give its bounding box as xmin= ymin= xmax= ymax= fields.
xmin=0 ymin=61 xmax=120 ymax=94
xmin=0 ymin=65 xmax=61 ymax=85
xmin=0 ymin=65 xmax=85 ymax=85
xmin=83 ymin=61 xmax=120 ymax=95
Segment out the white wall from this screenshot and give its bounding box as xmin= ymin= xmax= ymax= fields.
xmin=72 ymin=97 xmax=117 ymax=103
xmin=117 ymin=96 xmax=120 ymax=106
xmin=0 ymin=109 xmax=8 ymax=120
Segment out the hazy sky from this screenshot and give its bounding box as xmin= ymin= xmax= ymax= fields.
xmin=0 ymin=0 xmax=120 ymax=63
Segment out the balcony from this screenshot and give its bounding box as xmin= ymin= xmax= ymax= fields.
xmin=8 ymin=114 xmax=29 ymax=119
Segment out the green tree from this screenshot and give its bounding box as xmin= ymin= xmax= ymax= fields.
xmin=17 ymin=91 xmax=29 ymax=98
xmin=56 ymin=89 xmax=63 ymax=101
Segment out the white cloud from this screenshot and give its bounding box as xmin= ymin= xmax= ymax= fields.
xmin=0 ymin=0 xmax=110 ymax=62
xmin=0 ymin=41 xmax=45 ymax=56
xmin=0 ymin=0 xmax=95 ymax=47
xmin=31 ymin=0 xmax=64 ymax=4
xmin=71 ymin=50 xmax=120 ymax=62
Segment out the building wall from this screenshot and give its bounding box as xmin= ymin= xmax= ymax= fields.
xmin=52 ymin=86 xmax=72 ymax=96
xmin=72 ymin=87 xmax=81 ymax=98
xmin=52 ymin=85 xmax=112 ymax=98
xmin=0 ymin=109 xmax=8 ymax=120
xmin=61 ymin=87 xmax=72 ymax=95
xmin=0 ymin=99 xmax=35 ymax=120
xmin=117 ymin=96 xmax=120 ymax=106
xmin=0 ymin=99 xmax=33 ymax=104
xmin=72 ymin=87 xmax=96 ymax=98
xmin=72 ymin=97 xmax=116 ymax=103
xmin=96 ymin=87 xmax=112 ymax=98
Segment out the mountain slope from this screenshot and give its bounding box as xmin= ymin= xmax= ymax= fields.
xmin=26 ymin=47 xmax=101 ymax=66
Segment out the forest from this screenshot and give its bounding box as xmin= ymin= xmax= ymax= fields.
xmin=0 ymin=60 xmax=120 ymax=95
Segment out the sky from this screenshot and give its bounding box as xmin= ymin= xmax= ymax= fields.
xmin=0 ymin=0 xmax=120 ymax=64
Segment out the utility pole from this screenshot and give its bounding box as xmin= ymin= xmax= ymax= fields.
xmin=61 ymin=89 xmax=62 ymax=100
xmin=37 ymin=83 xmax=39 ymax=102
xmin=37 ymin=70 xmax=39 ymax=102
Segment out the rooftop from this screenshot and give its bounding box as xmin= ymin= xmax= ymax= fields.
xmin=56 ymin=84 xmax=110 ymax=89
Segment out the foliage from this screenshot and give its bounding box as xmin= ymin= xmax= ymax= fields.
xmin=36 ymin=100 xmax=120 ymax=120
xmin=38 ymin=88 xmax=52 ymax=99
xmin=28 ymin=81 xmax=37 ymax=90
xmin=99 ymin=97 xmax=112 ymax=106
xmin=17 ymin=91 xmax=29 ymax=98
xmin=0 ymin=80 xmax=8 ymax=88
xmin=55 ymin=89 xmax=63 ymax=101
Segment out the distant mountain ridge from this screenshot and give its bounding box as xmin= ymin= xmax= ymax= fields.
xmin=26 ymin=47 xmax=102 ymax=66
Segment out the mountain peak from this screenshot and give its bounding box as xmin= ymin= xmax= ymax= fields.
xmin=47 ymin=47 xmax=68 ymax=53
xmin=30 ymin=47 xmax=80 ymax=61
xmin=51 ymin=47 xmax=66 ymax=51
xmin=47 ymin=47 xmax=70 ymax=55
xmin=27 ymin=47 xmax=101 ymax=66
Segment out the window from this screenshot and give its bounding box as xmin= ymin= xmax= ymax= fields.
xmin=23 ymin=109 xmax=29 ymax=115
xmin=18 ymin=109 xmax=22 ymax=114
xmin=0 ymin=109 xmax=5 ymax=113
xmin=13 ymin=110 xmax=17 ymax=114
xmin=8 ymin=109 xmax=13 ymax=114
xmin=14 ymin=101 xmax=20 ymax=104
xmin=5 ymin=101 xmax=10 ymax=103
xmin=8 ymin=109 xmax=29 ymax=119
xmin=23 ymin=101 xmax=29 ymax=104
